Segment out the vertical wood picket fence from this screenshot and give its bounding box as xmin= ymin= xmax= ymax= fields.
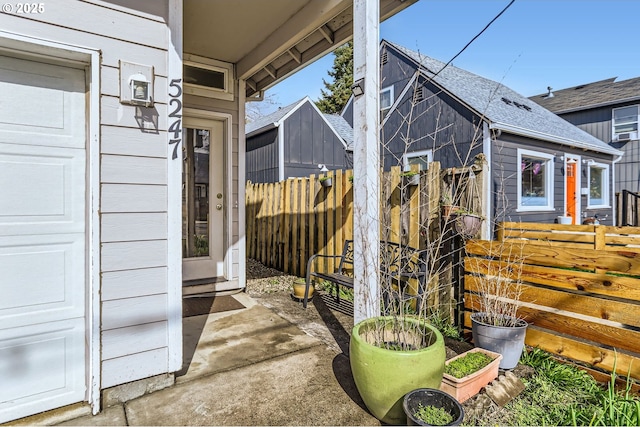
xmin=245 ymin=164 xmax=442 ymax=279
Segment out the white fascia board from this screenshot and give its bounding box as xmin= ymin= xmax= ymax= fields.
xmin=490 ymin=122 xmax=624 ymax=157
xmin=275 ymin=96 xmax=311 ymax=126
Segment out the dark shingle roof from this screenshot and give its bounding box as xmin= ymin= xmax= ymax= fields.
xmin=386 ymin=41 xmax=621 ymax=156
xmin=245 ymin=97 xmax=306 ymax=136
xmin=528 ymin=77 xmax=640 ymax=113
xmin=323 ymin=113 xmax=353 ymax=150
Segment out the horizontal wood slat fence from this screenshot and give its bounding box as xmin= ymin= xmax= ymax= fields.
xmin=464 ymin=221 xmax=640 ymax=382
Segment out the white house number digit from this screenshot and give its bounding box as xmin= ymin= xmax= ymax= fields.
xmin=168 ymin=79 xmax=182 ymax=160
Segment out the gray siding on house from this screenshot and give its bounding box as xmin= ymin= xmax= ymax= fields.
xmin=246 ymin=128 xmax=279 ymax=183
xmin=616 ymin=140 xmax=640 ymax=193
xmin=491 ymin=135 xmax=615 ymax=226
xmin=246 ymin=98 xmax=350 ymax=183
xmin=382 ymin=76 xmax=482 ymax=170
xmin=561 ymin=107 xmax=613 ymax=143
xmin=283 ymin=101 xmax=348 ymax=178
xmin=561 ymin=103 xmax=640 ymax=193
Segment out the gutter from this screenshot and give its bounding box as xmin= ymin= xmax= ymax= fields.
xmin=489 ymin=122 xmax=623 ymax=157
xmin=246 ymin=122 xmax=277 ymax=139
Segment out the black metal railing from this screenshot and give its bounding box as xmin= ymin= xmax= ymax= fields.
xmin=619 ymin=190 xmax=640 ymax=226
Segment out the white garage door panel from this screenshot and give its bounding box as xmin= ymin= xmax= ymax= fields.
xmin=0 ymin=143 xmax=85 ymax=236
xmin=0 ymin=319 xmax=85 ymax=422
xmin=0 ymin=235 xmax=84 ymax=329
xmin=0 ymin=56 xmax=85 ymax=149
xmin=0 ymin=54 xmax=87 ymax=423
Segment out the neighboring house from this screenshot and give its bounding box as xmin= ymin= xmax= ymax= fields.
xmin=529 ymin=77 xmax=640 ymax=194
xmin=0 ymin=1 xmax=415 ymax=423
xmin=342 ymin=41 xmax=623 ymax=230
xmin=245 ymin=97 xmax=352 ymax=183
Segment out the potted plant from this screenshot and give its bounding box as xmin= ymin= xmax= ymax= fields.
xmin=292 ymin=278 xmax=313 ymax=301
xmin=403 ymin=388 xmax=464 ymax=426
xmin=350 ymin=316 xmax=446 ymax=424
xmin=439 ymin=348 xmax=502 ymax=403
xmin=467 ymin=240 xmax=528 ymax=369
xmin=319 ymin=175 xmax=332 ymax=187
xmin=440 ymin=193 xmax=458 ymax=220
xmin=400 ymin=170 xmax=420 ymax=186
xmin=453 ymin=208 xmax=483 ymax=238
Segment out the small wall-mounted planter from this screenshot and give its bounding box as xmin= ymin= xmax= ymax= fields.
xmin=319 ymin=177 xmax=332 ymax=187
xmin=439 ymin=348 xmax=502 ymax=403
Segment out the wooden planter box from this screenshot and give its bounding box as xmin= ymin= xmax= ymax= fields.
xmin=439 ymin=348 xmax=502 ymax=403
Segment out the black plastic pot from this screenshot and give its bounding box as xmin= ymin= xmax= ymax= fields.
xmin=403 ymin=388 xmax=464 ymax=426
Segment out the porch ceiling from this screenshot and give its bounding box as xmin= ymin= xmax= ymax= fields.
xmin=183 ymin=0 xmax=418 ymax=98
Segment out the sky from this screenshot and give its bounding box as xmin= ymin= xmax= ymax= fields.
xmin=255 ymin=0 xmax=640 ymax=115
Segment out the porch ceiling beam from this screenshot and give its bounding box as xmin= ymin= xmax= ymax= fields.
xmin=264 ymin=64 xmax=277 ymax=79
xmin=237 ymin=0 xmax=347 ymax=80
xmin=318 ymin=24 xmax=335 ymax=44
xmin=246 ymin=78 xmax=257 ymax=92
xmin=287 ymin=47 xmax=302 ymax=64
xmin=247 ymin=22 xmax=354 ymax=96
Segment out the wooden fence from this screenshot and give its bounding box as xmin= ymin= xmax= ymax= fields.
xmin=246 ymin=164 xmax=442 ymax=279
xmin=464 ymin=222 xmax=640 ymax=382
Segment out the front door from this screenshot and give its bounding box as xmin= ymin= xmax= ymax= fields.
xmin=0 ymin=55 xmax=87 ymax=422
xmin=565 ymin=156 xmax=580 ymax=225
xmin=182 ymin=116 xmax=225 ymax=281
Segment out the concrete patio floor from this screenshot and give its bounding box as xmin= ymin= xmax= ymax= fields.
xmin=28 ymin=292 xmax=380 ymax=426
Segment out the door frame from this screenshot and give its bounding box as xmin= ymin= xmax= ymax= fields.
xmin=182 ymin=108 xmax=233 ymax=281
xmin=564 ymin=153 xmax=582 ymax=225
xmin=0 ymin=32 xmax=101 ymax=415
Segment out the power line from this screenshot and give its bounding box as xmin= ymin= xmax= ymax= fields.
xmin=430 ymin=0 xmax=516 ymax=80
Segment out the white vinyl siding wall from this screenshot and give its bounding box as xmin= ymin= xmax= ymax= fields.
xmin=0 ymin=0 xmax=173 ymax=389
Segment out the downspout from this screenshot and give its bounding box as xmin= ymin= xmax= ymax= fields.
xmin=612 ymin=152 xmax=623 ymax=225
xmin=482 ymin=122 xmax=492 ymax=239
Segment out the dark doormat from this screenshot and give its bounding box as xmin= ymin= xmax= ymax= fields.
xmin=183 ymin=296 xmax=245 ymax=318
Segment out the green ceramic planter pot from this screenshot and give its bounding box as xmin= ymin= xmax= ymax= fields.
xmin=350 ymin=316 xmax=446 ymax=425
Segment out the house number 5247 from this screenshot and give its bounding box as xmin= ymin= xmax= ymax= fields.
xmin=168 ymin=78 xmax=182 ymax=160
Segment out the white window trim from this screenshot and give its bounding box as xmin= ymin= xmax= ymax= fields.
xmin=380 ymin=85 xmax=394 ymax=112
xmin=612 ymin=104 xmax=639 ymax=138
xmin=516 ymin=148 xmax=555 ymax=212
xmin=183 ymin=53 xmax=234 ymax=101
xmin=587 ymin=161 xmax=610 ymax=209
xmin=403 ymin=149 xmax=433 ymax=171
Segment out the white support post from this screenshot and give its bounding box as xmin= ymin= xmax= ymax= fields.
xmin=352 ymin=0 xmax=380 ymax=324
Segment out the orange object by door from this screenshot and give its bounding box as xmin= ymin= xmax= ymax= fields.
xmin=566 ymin=161 xmax=577 ymax=224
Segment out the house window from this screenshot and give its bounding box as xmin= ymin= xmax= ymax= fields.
xmin=612 ymin=105 xmax=639 ymax=139
xmin=517 ymin=149 xmax=554 ymax=211
xmin=183 ymin=54 xmax=234 ymax=101
xmin=587 ymin=162 xmax=609 ymax=208
xmin=403 ymin=149 xmax=432 ymax=171
xmin=381 ymin=86 xmax=394 ymax=112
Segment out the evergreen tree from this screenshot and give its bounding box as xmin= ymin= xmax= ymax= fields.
xmin=315 ymin=41 xmax=353 ymax=114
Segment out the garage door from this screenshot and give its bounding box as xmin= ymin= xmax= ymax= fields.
xmin=0 ymin=55 xmax=87 ymax=423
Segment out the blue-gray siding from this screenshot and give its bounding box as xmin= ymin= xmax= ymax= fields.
xmin=491 ymin=135 xmax=614 ymax=225
xmin=560 ymin=103 xmax=639 ymax=193
xmin=246 ymin=127 xmax=278 ymax=183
